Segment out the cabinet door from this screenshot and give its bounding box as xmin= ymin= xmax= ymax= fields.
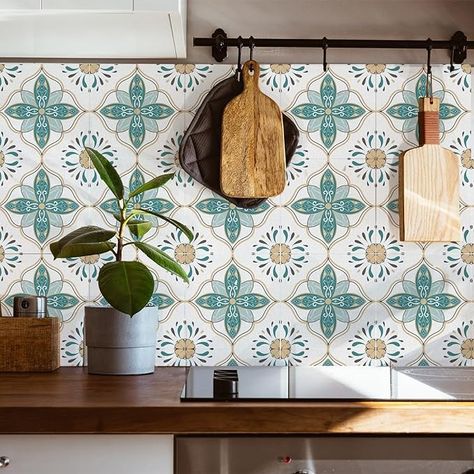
xmin=0 ymin=435 xmax=173 ymax=474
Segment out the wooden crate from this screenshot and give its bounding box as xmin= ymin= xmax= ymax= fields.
xmin=0 ymin=317 xmax=60 ymax=372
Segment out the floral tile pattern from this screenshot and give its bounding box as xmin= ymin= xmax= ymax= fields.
xmin=0 ymin=62 xmax=471 ymax=366
xmin=4 ymin=72 xmax=81 ymax=150
xmin=291 ymin=167 xmax=367 ymax=244
xmin=291 ymin=264 xmax=366 ymax=339
xmin=5 ymin=169 xmax=79 ymax=244
xmin=386 ymin=264 xmax=462 ymax=339
xmin=291 ymin=73 xmax=367 ymax=149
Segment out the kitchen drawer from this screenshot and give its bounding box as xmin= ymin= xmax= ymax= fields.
xmin=0 ymin=435 xmax=173 ymax=474
xmin=176 ymin=436 xmax=474 ymax=474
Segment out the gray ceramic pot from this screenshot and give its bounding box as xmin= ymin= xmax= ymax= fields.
xmin=84 ymin=306 xmax=158 ymax=375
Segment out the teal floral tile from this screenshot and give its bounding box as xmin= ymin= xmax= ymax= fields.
xmin=386 ymin=263 xmax=462 ymax=340
xmin=157 ymin=304 xmax=232 ymax=365
xmin=347 ymin=224 xmax=405 ymax=283
xmin=196 ymin=263 xmax=271 ymax=339
xmin=99 ymin=70 xmax=177 ymax=151
xmin=157 ymin=318 xmax=214 ymax=366
xmin=158 ymin=207 xmax=231 ymax=301
xmin=347 ymin=319 xmax=406 ymax=366
xmin=290 ymin=167 xmax=367 ymax=245
xmin=4 ymin=71 xmax=81 ymax=151
xmin=252 ymin=319 xmax=309 ymax=365
xmin=196 ymin=191 xmax=271 ymax=244
xmin=234 ymin=305 xmax=327 ymax=366
xmin=289 ymin=71 xmax=369 ymax=151
xmin=291 ymin=263 xmax=366 ymax=340
xmin=5 ymin=168 xmax=79 ymax=245
xmin=59 ymin=127 xmax=118 ymax=188
xmin=234 ymin=208 xmax=327 ymax=300
xmin=346 ymin=125 xmax=402 ymax=200
xmin=250 ymin=224 xmax=310 ymax=282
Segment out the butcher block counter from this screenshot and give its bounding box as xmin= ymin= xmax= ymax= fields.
xmin=1 ymin=367 xmax=474 ymax=434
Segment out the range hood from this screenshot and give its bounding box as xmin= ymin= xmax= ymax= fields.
xmin=0 ymin=0 xmax=187 ymax=59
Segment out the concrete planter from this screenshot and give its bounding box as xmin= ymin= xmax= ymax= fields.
xmin=84 ymin=306 xmax=158 ymax=375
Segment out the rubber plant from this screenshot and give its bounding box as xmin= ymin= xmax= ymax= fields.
xmin=49 ymin=148 xmax=192 ymax=316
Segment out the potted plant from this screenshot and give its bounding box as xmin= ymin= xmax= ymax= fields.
xmin=50 ymin=148 xmax=192 ymax=375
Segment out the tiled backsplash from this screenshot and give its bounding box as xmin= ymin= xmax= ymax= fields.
xmin=0 ymin=63 xmax=472 ymax=367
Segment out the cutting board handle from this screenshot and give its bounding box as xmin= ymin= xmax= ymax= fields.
xmin=242 ymin=60 xmax=261 ymax=90
xmin=418 ymin=97 xmax=440 ymax=145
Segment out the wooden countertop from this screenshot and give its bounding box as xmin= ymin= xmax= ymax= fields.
xmin=1 ymin=367 xmax=474 ymax=434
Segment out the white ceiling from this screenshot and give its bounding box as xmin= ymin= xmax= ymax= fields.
xmin=186 ymin=0 xmax=474 ymax=64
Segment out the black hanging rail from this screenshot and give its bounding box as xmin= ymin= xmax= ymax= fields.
xmin=194 ymin=29 xmax=472 ymax=63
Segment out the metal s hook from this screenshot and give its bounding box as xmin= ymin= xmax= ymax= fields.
xmin=322 ymin=37 xmax=328 ymax=72
xmin=236 ymin=36 xmax=243 ymax=80
xmin=248 ymin=36 xmax=255 ymax=72
xmin=449 ymin=42 xmax=455 ymax=72
xmin=425 ymin=38 xmax=433 ymax=103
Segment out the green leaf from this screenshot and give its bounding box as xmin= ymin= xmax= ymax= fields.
xmin=134 ymin=242 xmax=189 ymax=283
xmin=50 ymin=226 xmax=116 ymax=258
xmin=130 ymin=209 xmax=193 ymax=241
xmin=52 ymin=241 xmax=115 ymax=258
xmin=127 ymin=219 xmax=152 ymax=239
xmin=127 ymin=173 xmax=175 ymax=200
xmin=85 ymin=147 xmax=124 ymax=200
xmin=98 ymin=261 xmax=154 ymax=316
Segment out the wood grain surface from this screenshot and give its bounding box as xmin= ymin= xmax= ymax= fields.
xmin=400 ymin=97 xmax=460 ymax=242
xmin=221 ymin=60 xmax=286 ymax=198
xmin=0 ymin=317 xmax=60 ymax=372
xmin=1 ymin=368 xmax=474 ymax=434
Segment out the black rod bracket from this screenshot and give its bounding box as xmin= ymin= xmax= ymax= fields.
xmin=211 ymin=28 xmax=228 ymax=62
xmin=194 ymin=28 xmax=472 ymax=63
xmin=451 ymin=30 xmax=468 ymax=64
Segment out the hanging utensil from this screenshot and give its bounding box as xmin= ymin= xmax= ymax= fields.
xmin=399 ymin=41 xmax=460 ymax=242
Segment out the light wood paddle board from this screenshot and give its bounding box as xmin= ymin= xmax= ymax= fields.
xmin=399 ymin=97 xmax=460 ymax=241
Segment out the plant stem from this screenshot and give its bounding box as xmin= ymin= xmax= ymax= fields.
xmin=116 ymin=200 xmax=127 ymax=262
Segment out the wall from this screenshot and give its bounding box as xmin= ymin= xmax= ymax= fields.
xmin=186 ymin=0 xmax=474 ymax=64
xmin=0 ymin=62 xmax=472 ymax=367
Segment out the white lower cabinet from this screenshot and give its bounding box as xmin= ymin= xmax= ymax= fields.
xmin=0 ymin=435 xmax=173 ymax=474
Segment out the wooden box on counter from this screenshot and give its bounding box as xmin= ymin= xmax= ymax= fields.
xmin=0 ymin=317 xmax=60 ymax=372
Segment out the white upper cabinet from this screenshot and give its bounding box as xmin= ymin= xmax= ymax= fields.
xmin=0 ymin=0 xmax=187 ymax=58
